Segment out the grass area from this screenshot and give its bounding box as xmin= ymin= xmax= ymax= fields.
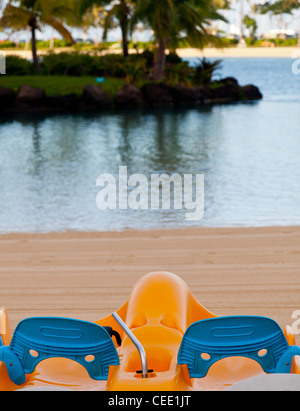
xmin=0 ymin=76 xmax=126 ymax=97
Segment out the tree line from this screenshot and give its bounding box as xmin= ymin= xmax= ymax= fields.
xmin=0 ymin=0 xmax=227 ymax=80
xmin=1 ymin=0 xmax=299 ymax=81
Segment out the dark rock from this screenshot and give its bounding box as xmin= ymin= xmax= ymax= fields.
xmin=16 ymin=84 xmax=45 ymax=106
xmin=82 ymin=85 xmax=111 ymax=108
xmin=171 ymin=85 xmax=201 ymax=105
xmin=141 ymin=83 xmax=174 ymax=106
xmin=193 ymin=86 xmax=215 ymax=102
xmin=114 ymin=84 xmax=143 ymax=108
xmin=44 ymin=94 xmax=79 ymax=111
xmin=212 ymin=80 xmax=241 ymax=101
xmin=220 ymin=77 xmax=239 ymax=86
xmin=0 ymin=87 xmax=16 ymax=110
xmin=241 ymin=85 xmax=263 ymax=100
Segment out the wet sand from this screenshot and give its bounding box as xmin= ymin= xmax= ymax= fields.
xmin=0 ymin=226 xmax=300 ymax=338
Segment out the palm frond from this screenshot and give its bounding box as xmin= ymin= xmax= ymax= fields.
xmin=78 ymin=0 xmax=110 ymax=16
xmin=41 ymin=15 xmax=75 ymax=43
xmin=0 ymin=3 xmax=33 ymax=30
xmin=102 ymin=4 xmax=120 ymax=39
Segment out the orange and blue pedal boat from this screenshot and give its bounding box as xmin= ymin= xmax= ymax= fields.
xmin=1 ymin=272 xmax=300 ymax=391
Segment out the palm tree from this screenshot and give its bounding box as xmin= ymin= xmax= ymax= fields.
xmin=0 ymin=0 xmax=76 ymax=72
xmin=80 ymin=6 xmax=108 ymax=47
xmin=80 ymin=0 xmax=135 ymax=57
xmin=256 ymin=0 xmax=300 ymax=47
xmin=134 ymin=0 xmax=226 ymax=81
xmin=104 ymin=0 xmax=133 ymax=57
xmin=243 ymin=14 xmax=257 ymax=44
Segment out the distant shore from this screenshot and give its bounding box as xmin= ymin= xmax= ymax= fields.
xmin=1 ymin=46 xmax=299 ymax=60
xmin=177 ymin=46 xmax=300 ymax=58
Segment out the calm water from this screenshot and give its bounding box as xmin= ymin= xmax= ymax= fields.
xmin=0 ymin=58 xmax=300 ymax=233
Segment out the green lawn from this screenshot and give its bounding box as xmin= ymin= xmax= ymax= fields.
xmin=0 ymin=76 xmax=126 ymax=97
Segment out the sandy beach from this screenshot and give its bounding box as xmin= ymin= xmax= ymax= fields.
xmin=1 ymin=226 xmax=299 ymax=341
xmin=177 ymin=46 xmax=300 ymax=58
xmin=1 ymin=46 xmax=299 ymax=60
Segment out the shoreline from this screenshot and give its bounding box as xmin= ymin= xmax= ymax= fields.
xmin=1 ymin=225 xmax=300 ymax=341
xmin=0 ymin=223 xmax=299 ymax=238
xmin=1 ymin=46 xmax=299 ymax=59
xmin=0 ymin=77 xmax=263 ymax=113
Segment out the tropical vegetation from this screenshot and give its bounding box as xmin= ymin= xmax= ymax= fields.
xmin=140 ymin=0 xmax=226 ymax=80
xmin=3 ymin=52 xmax=222 ymax=88
xmin=79 ymin=0 xmax=133 ymax=57
xmin=0 ymin=0 xmax=77 ymax=71
xmin=1 ymin=0 xmax=298 ymax=87
xmin=0 ymin=0 xmax=227 ymax=80
xmin=255 ymin=0 xmax=300 ymax=46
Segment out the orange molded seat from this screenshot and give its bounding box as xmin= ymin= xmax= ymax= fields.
xmin=1 ymin=272 xmax=299 ymax=391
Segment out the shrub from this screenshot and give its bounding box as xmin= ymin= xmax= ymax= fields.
xmin=3 ymin=51 xmax=223 ymax=90
xmin=40 ymin=52 xmax=143 ymax=77
xmin=166 ymin=52 xmax=183 ymax=65
xmin=36 ymin=39 xmax=72 ymax=49
xmin=273 ymin=38 xmax=297 ymax=47
xmin=193 ymin=58 xmax=222 ymax=85
xmin=120 ymin=58 xmax=147 ymax=85
xmin=140 ymin=49 xmax=154 ymax=68
xmin=41 ymin=52 xmax=103 ymax=76
xmin=0 ymin=41 xmax=16 ymax=49
xmin=100 ymin=54 xmax=126 ymax=77
xmin=73 ymin=42 xmax=94 ymax=51
xmin=164 ymin=62 xmax=194 ymax=86
xmin=5 ymin=56 xmax=33 ymax=75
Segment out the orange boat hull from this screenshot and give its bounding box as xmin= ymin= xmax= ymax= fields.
xmin=1 ymin=272 xmax=299 ymax=391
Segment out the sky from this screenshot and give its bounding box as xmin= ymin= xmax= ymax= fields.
xmin=0 ymin=0 xmax=300 ymax=42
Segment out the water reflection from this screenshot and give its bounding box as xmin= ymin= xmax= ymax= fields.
xmin=0 ymin=58 xmax=300 ymax=232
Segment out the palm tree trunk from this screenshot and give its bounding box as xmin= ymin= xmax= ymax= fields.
xmin=153 ymin=37 xmax=166 ymax=82
xmin=31 ymin=27 xmax=40 ymax=72
xmin=29 ymin=17 xmax=40 ymax=72
xmin=121 ymin=19 xmax=129 ymax=57
xmin=120 ymin=0 xmax=129 ymax=57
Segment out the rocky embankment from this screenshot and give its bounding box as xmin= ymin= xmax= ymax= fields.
xmin=0 ymin=78 xmax=263 ymax=114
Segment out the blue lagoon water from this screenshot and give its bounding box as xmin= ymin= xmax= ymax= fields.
xmin=0 ymin=58 xmax=300 ymax=232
